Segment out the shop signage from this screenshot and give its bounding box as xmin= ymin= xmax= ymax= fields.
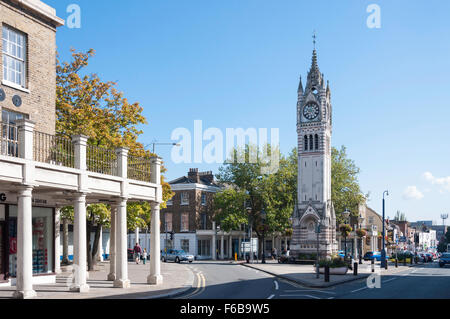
xmin=0 ymin=193 xmax=6 ymax=202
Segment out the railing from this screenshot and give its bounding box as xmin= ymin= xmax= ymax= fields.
xmin=2 ymin=126 xmax=156 ymax=182
xmin=128 ymin=155 xmax=152 ymax=182
xmin=33 ymin=131 xmax=75 ymax=167
xmin=0 ymin=122 xmax=19 ymax=157
xmin=87 ymin=144 xmax=118 ymax=176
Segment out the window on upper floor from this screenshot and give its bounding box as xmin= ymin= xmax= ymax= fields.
xmin=200 ymin=213 xmax=207 ymax=230
xmin=304 ymin=135 xmax=308 ymax=151
xmin=166 ymin=199 xmax=173 ymax=206
xmin=314 ymin=134 xmax=319 ymax=150
xmin=309 ymin=134 xmax=313 ymax=150
xmin=180 ymin=192 xmax=189 ymax=205
xmin=164 ymin=213 xmax=172 ymax=232
xmin=181 ymin=212 xmax=189 ymax=232
xmin=1 ymin=109 xmax=28 ymax=157
xmin=201 ymin=193 xmax=206 ymax=206
xmin=2 ymin=26 xmax=27 ymax=88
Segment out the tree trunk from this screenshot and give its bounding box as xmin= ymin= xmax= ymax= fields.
xmin=91 ymin=224 xmax=101 ymax=268
xmin=62 ymin=218 xmax=70 ymax=265
xmin=87 ymin=220 xmax=93 ymax=271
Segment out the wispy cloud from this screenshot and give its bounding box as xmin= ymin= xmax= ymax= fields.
xmin=423 ymin=172 xmax=450 ymax=192
xmin=402 ymin=186 xmax=424 ymax=200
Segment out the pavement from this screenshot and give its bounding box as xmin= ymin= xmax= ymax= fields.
xmin=0 ymin=260 xmax=195 ymax=299
xmin=240 ymin=259 xmax=422 ymax=288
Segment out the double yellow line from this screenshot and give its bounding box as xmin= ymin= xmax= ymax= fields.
xmin=179 ymin=272 xmax=206 ymax=299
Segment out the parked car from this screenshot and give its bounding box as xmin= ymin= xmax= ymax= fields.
xmin=363 ymin=251 xmax=383 ymax=261
xmin=417 ymin=252 xmax=427 ymax=262
xmin=439 ymin=253 xmax=450 ymax=268
xmin=425 ymin=253 xmax=433 ymax=262
xmin=161 ymin=249 xmax=194 ymax=263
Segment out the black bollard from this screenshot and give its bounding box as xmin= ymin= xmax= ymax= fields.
xmin=410 ymin=256 xmax=413 ymax=265
xmin=385 ymin=260 xmax=388 ymax=270
xmin=395 ymin=258 xmax=398 ymax=268
xmin=403 ymin=258 xmax=407 ymax=266
xmin=324 ymin=265 xmax=330 ymax=282
xmin=371 ymin=259 xmax=375 ymax=273
xmin=353 ymin=262 xmax=358 ymax=276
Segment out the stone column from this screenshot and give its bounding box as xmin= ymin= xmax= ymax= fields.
xmin=96 ymin=226 xmax=103 ymax=262
xmin=238 ymin=236 xmax=242 ymax=259
xmin=62 ymin=218 xmax=70 ymax=264
xmin=212 ymin=221 xmax=216 ymax=260
xmin=54 ymin=207 xmax=61 ymax=274
xmin=135 ymin=227 xmax=139 ymax=245
xmin=114 ymin=198 xmax=130 ymax=288
xmin=220 ymin=235 xmax=224 ymax=260
xmin=13 ymin=186 xmax=36 ymax=299
xmin=148 ymin=202 xmax=162 ymax=285
xmin=70 ymin=193 xmax=89 ymax=293
xmin=228 ymin=235 xmax=232 ymax=259
xmin=107 ymin=206 xmax=116 ymax=281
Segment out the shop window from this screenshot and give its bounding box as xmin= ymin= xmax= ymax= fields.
xmin=8 ymin=206 xmax=54 ymax=276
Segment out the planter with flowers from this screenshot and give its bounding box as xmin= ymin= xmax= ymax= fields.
xmin=317 ymin=257 xmax=349 ymax=275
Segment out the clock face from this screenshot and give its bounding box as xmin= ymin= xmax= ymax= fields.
xmin=303 ymin=103 xmax=319 ymax=120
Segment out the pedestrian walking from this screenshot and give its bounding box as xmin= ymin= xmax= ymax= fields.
xmin=134 ymin=242 xmax=142 ymax=264
xmin=272 ymin=247 xmax=277 ymax=260
xmin=142 ymin=248 xmax=147 ymax=265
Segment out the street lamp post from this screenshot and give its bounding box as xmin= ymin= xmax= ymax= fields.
xmin=261 ymin=209 xmax=267 ymax=264
xmin=381 ymin=190 xmax=389 ymax=268
xmin=316 ymin=221 xmax=322 ymax=278
xmin=247 ymin=207 xmax=253 ymax=264
xmin=358 ymin=214 xmax=365 ymax=264
xmin=342 ymin=209 xmax=350 ymax=259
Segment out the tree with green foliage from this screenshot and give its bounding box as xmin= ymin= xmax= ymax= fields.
xmin=331 ymin=146 xmax=367 ymax=223
xmin=394 ymin=210 xmax=407 ymax=222
xmin=57 ymin=49 xmax=174 ymax=269
xmin=214 ymin=144 xmax=296 ymax=257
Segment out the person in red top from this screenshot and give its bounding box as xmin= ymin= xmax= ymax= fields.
xmin=133 ymin=242 xmax=142 ymax=264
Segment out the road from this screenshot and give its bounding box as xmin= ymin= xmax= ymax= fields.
xmin=174 ymin=260 xmax=450 ymax=299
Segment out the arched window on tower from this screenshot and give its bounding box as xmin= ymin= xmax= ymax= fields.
xmin=304 ymin=135 xmax=308 ymax=151
xmin=315 ymin=134 xmax=319 ymax=150
xmin=309 ymin=135 xmax=313 ymax=150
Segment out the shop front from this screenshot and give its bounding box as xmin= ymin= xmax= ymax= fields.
xmin=0 ymin=201 xmax=56 ymax=286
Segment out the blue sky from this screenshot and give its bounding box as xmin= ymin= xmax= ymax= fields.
xmin=46 ymin=0 xmax=450 ymax=223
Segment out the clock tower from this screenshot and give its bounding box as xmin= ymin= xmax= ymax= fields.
xmin=290 ymin=47 xmax=337 ymax=257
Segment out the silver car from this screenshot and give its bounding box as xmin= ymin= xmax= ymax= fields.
xmin=162 ymin=249 xmax=194 ymax=263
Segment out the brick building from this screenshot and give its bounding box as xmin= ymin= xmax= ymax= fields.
xmin=0 ymin=0 xmax=163 ymax=298
xmin=160 ymin=168 xmax=246 ymax=260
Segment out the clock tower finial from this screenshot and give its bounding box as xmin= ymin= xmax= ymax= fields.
xmin=312 ymin=30 xmax=317 ymax=50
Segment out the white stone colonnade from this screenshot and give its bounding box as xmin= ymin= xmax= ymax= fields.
xmin=8 ymin=120 xmax=162 ymax=298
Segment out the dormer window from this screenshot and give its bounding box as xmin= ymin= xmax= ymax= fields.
xmin=2 ymin=26 xmax=27 ymax=88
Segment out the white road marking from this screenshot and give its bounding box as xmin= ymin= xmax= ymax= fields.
xmin=351 ymin=287 xmax=368 ymax=293
xmin=267 ymin=294 xmax=275 ymax=299
xmin=328 ymin=297 xmax=335 ymax=299
xmin=274 ymin=281 xmax=279 ymax=290
xmin=279 ymin=294 xmax=321 ymax=299
xmin=383 ymin=278 xmax=396 ymax=283
xmin=283 ymin=289 xmax=336 ymax=295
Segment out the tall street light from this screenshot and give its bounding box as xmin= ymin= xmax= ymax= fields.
xmin=381 ymin=190 xmax=389 ymax=268
xmin=261 ymin=209 xmax=267 ymax=264
xmin=315 ymin=220 xmax=322 ymax=278
xmin=342 ymin=209 xmax=350 ymax=258
xmin=358 ymin=213 xmax=365 ymax=264
xmin=246 ymin=206 xmax=253 ymax=264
